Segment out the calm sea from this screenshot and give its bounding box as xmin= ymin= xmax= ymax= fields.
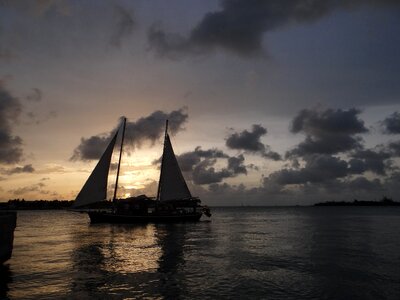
xmin=1 ymin=207 xmax=399 ymax=300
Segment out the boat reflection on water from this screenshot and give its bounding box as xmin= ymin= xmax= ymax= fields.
xmin=155 ymin=224 xmax=188 ymax=298
xmin=69 ymin=222 xmax=189 ymax=298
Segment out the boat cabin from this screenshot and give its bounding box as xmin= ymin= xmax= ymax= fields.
xmin=114 ymin=195 xmax=202 ymax=216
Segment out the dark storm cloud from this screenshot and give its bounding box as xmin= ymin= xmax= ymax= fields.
xmin=148 ymin=0 xmax=400 ymax=58
xmin=176 ymin=146 xmax=228 ymax=172
xmin=350 ymin=149 xmax=392 ymax=175
xmin=2 ymin=164 xmax=35 ymax=175
xmin=382 ymin=111 xmax=400 ymax=134
xmin=347 ymin=177 xmax=383 ymax=192
xmin=124 ymin=108 xmax=188 ymax=147
xmin=173 ymin=147 xmax=248 ymax=185
xmin=226 ymin=124 xmax=266 ymax=152
xmin=388 ymin=140 xmax=400 ymax=156
xmin=191 ymin=155 xmax=247 ymax=185
xmin=71 ymin=108 xmax=188 ymax=161
xmin=0 ymin=83 xmax=24 ymax=164
xmin=110 ymin=4 xmax=135 ymax=47
xmin=227 ymin=154 xmax=247 ymax=175
xmin=267 ymin=154 xmax=349 ymax=185
xmin=287 ymin=108 xmax=368 ymax=157
xmin=348 ymin=158 xmax=367 ymax=174
xmin=192 ymin=159 xmax=232 ymax=185
xmin=226 ymin=124 xmax=281 ymax=160
xmin=71 ymin=135 xmax=111 ymax=161
xmin=384 ymin=171 xmax=400 ymax=193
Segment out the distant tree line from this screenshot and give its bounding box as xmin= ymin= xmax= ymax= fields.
xmin=314 ymin=196 xmax=399 ymax=206
xmin=0 ymin=199 xmax=74 ymax=210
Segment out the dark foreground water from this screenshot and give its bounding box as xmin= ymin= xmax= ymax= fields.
xmin=1 ymin=207 xmax=400 ymax=299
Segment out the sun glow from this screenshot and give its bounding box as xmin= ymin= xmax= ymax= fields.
xmin=111 ymin=148 xmax=161 ymax=198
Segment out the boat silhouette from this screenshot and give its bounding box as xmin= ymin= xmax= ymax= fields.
xmin=73 ymin=118 xmax=211 ymax=223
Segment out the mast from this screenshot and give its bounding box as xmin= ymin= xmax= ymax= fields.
xmin=156 ymin=119 xmax=168 ymax=201
xmin=113 ymin=117 xmax=127 ymax=202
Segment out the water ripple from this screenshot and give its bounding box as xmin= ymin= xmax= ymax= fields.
xmin=3 ymin=208 xmax=400 ymax=299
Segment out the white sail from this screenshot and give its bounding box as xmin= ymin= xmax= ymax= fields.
xmin=73 ymin=131 xmax=118 ymax=208
xmin=158 ymin=134 xmax=192 ymax=201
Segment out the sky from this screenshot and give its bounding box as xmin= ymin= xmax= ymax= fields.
xmin=1 ymin=0 xmax=400 ymax=205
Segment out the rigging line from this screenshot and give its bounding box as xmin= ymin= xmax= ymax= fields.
xmin=113 ymin=117 xmax=127 ymax=202
xmin=156 ymin=119 xmax=168 ymax=201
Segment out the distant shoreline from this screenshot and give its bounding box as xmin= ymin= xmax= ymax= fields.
xmin=1 ymin=197 xmax=399 ymax=210
xmin=0 ymin=199 xmax=73 ymax=210
xmin=314 ymin=197 xmax=399 ymax=206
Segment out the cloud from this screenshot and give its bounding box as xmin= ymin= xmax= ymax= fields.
xmin=382 ymin=111 xmax=400 ymax=134
xmin=192 ymin=159 xmax=232 ymax=185
xmin=118 ymin=179 xmax=158 ymax=198
xmin=349 ymin=149 xmax=392 ymax=175
xmin=165 ymin=146 xmax=250 ymax=185
xmin=1 ymin=164 xmax=35 ymax=175
xmin=199 ymin=173 xmax=390 ymax=205
xmin=148 ymin=0 xmax=400 ymax=58
xmin=36 ymin=164 xmax=67 ymax=174
xmin=226 ymin=124 xmax=281 ymax=160
xmin=384 ymin=171 xmax=400 ymax=193
xmin=227 ymin=154 xmax=247 ymax=175
xmin=0 ymin=82 xmax=24 ymax=164
xmin=347 ymin=177 xmax=383 ymax=192
xmin=260 ymin=170 xmax=388 ymax=204
xmin=71 ymin=135 xmax=112 ymax=161
xmin=71 ymin=108 xmax=188 ymax=161
xmin=190 ymin=154 xmax=248 ymax=185
xmin=26 ymin=110 xmax=57 ymax=125
xmin=287 ymin=108 xmax=368 ymax=157
xmin=388 ymin=140 xmax=400 ymax=156
xmin=110 ymin=4 xmax=135 ymax=47
xmin=8 ymin=182 xmax=46 ymax=196
xmin=26 ymin=88 xmax=42 ymax=102
xmin=226 ymin=124 xmax=266 ymax=151
xmin=175 ymin=146 xmax=229 ymax=172
xmin=124 ymin=108 xmax=188 ymax=147
xmin=208 ymin=182 xmax=246 ymax=194
xmin=266 ymin=154 xmax=349 ymax=185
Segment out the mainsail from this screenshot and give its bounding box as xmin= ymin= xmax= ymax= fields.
xmin=157 ymin=128 xmax=192 ymax=201
xmin=73 ymin=131 xmax=118 ymax=208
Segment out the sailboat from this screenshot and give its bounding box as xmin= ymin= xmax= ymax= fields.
xmin=73 ymin=118 xmax=211 ymax=223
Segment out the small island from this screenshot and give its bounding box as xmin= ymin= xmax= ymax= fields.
xmin=314 ymin=196 xmax=400 ymax=206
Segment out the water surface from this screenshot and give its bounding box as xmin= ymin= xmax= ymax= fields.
xmin=2 ymin=207 xmax=400 ymax=299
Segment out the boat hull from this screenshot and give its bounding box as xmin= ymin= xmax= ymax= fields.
xmin=0 ymin=212 xmax=17 ymax=264
xmin=88 ymin=211 xmax=202 ymax=224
